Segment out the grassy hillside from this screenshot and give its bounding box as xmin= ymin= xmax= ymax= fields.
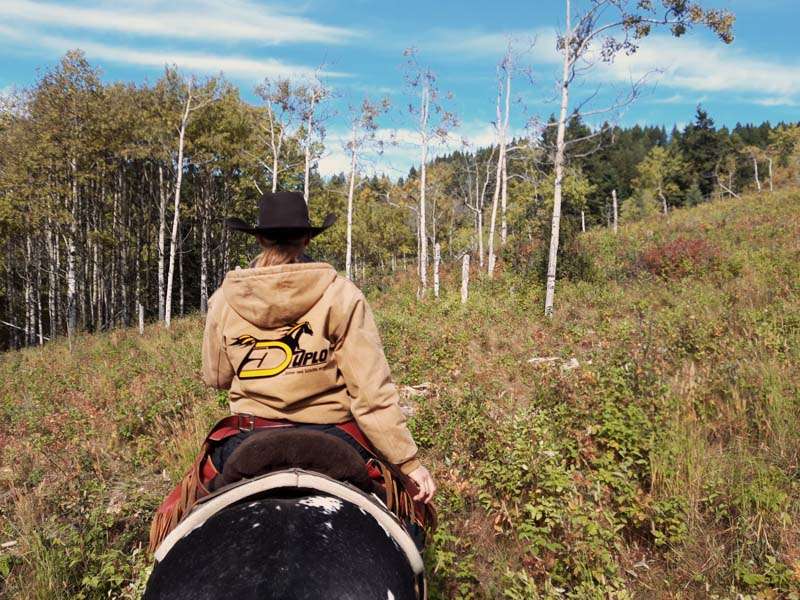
xmin=2 ymin=190 xmax=799 ymax=599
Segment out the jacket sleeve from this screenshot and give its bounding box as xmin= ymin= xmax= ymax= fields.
xmin=202 ymin=290 xmax=234 ymax=390
xmin=333 ymin=292 xmax=420 ymax=475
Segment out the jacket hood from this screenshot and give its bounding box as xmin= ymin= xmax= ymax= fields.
xmin=222 ymin=262 xmax=338 ymax=329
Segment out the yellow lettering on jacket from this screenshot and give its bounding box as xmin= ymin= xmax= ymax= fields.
xmin=237 ymin=340 xmax=293 ymax=379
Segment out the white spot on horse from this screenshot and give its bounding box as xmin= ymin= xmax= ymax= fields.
xmin=298 ymin=496 xmax=343 ymax=515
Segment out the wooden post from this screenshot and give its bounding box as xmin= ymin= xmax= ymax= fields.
xmin=612 ymin=189 xmax=618 ymax=234
xmin=768 ymin=158 xmax=774 ymax=193
xmin=461 ymin=254 xmax=470 ymax=304
xmin=433 ymin=243 xmax=441 ymax=298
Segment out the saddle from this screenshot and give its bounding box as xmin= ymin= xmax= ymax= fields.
xmin=148 ymin=415 xmax=435 ymax=553
xmin=208 ymin=429 xmax=379 ymax=494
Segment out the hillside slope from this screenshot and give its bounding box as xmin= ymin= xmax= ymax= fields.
xmin=2 ymin=190 xmax=799 ymax=599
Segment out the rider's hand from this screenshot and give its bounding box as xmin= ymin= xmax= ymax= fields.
xmin=407 ymin=465 xmax=436 ymax=503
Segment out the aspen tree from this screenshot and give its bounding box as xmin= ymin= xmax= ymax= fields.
xmin=254 ymin=78 xmax=303 ymax=193
xmin=163 ymin=70 xmax=217 ymax=328
xmin=344 ymin=98 xmax=390 ymax=280
xmin=299 ymin=74 xmax=331 ymax=205
xmin=404 ymin=48 xmax=458 ymax=298
xmin=487 ymin=48 xmax=513 ymax=277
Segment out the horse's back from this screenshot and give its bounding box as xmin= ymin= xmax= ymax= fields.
xmin=144 ymin=493 xmax=418 ymax=600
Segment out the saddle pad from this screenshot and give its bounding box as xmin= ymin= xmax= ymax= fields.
xmin=153 ymin=468 xmax=425 ymax=575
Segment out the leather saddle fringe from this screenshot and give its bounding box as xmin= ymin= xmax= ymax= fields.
xmin=375 ymin=460 xmax=437 ymax=538
xmin=148 ymin=442 xmax=213 ymax=553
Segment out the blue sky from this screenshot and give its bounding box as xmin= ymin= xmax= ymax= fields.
xmin=1 ymin=0 xmax=798 ymax=176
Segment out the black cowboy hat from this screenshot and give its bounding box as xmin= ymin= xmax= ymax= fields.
xmin=225 ymin=191 xmax=336 ymax=239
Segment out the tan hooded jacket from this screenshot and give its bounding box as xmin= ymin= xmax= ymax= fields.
xmin=201 ymin=262 xmax=420 ymax=475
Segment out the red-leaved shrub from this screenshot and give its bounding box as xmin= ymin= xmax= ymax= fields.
xmin=637 ymin=237 xmax=720 ymax=278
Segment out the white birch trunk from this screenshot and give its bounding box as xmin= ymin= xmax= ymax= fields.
xmin=120 ymin=180 xmax=129 ymax=326
xmin=753 ymin=156 xmax=761 ymax=192
xmin=304 ymin=137 xmax=311 ymax=204
xmin=487 ymin=64 xmax=511 ymax=276
xmin=200 ymin=186 xmax=209 ymax=314
xmin=157 ymin=164 xmax=167 ymax=322
xmin=500 ymin=154 xmax=508 ymax=245
xmin=544 ymin=0 xmax=572 ymax=317
xmin=24 ymin=234 xmax=33 ymax=344
xmin=487 ymin=143 xmax=505 ymax=276
xmin=581 ymin=210 xmax=586 ymax=233
xmin=47 ymin=224 xmax=57 ymax=340
xmin=110 ymin=185 xmax=119 ymax=326
xmin=486 ymin=145 xmax=503 ymax=277
xmin=461 ymin=254 xmax=470 ymax=304
xmin=418 ymin=86 xmax=430 ymax=296
xmin=477 ymin=209 xmax=484 ymax=267
xmin=345 ymin=126 xmax=357 ymax=280
xmin=433 ymin=243 xmax=440 ymax=298
xmin=659 ymin=187 xmax=668 ymax=215
xmin=612 ymin=189 xmax=619 ymax=234
xmin=165 ymin=93 xmax=192 ymax=328
xmin=135 ymin=227 xmax=144 ymax=336
xmin=92 ymin=240 xmax=99 ymax=328
xmin=272 ymin=152 xmax=279 ymax=193
xmin=35 ymin=244 xmax=43 ymax=346
xmin=266 ymin=105 xmax=282 ymax=194
xmin=66 ymin=158 xmax=79 ymax=347
xmin=88 ymin=237 xmax=100 ymax=330
xmin=179 ymin=231 xmax=185 ymax=317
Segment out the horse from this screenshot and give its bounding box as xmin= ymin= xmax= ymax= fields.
xmin=279 ymin=321 xmax=313 ymax=353
xmin=144 ymin=429 xmax=426 ymax=600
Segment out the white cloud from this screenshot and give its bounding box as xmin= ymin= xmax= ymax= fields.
xmin=752 ymin=96 xmax=798 ymax=107
xmin=0 ymin=25 xmax=349 ymax=80
xmin=0 ymin=0 xmax=358 ymax=45
xmin=427 ymin=27 xmax=800 ymax=103
xmin=602 ymin=35 xmax=800 ymax=98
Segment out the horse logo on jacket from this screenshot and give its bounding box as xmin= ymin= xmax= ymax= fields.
xmin=231 ymin=322 xmax=318 ymax=379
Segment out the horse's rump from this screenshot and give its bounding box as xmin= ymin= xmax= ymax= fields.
xmin=146 ymin=470 xmax=425 ymax=599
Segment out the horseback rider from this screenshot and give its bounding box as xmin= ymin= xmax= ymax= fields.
xmin=201 ymin=191 xmax=436 ymax=505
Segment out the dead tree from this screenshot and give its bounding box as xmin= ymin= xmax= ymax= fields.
xmin=344 ymin=98 xmax=390 ymax=279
